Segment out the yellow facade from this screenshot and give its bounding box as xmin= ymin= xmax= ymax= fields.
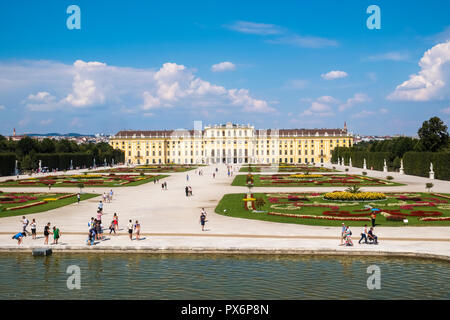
xmin=110 ymin=122 xmax=352 ymax=165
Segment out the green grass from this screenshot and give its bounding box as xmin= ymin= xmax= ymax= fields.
xmin=0 ymin=193 xmax=99 ymax=218
xmin=239 ymin=165 xmax=338 ymax=173
xmin=231 ymin=174 xmax=404 ymax=187
xmin=215 ymin=192 xmax=450 ymax=227
xmin=0 ymin=174 xmax=168 ymax=188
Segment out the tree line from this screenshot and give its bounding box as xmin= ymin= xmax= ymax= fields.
xmin=331 ymin=117 xmax=450 ymax=180
xmin=0 ymin=135 xmax=124 ymax=175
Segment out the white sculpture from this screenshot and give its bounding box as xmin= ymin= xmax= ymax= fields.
xmin=349 ymin=158 xmax=352 ymax=167
xmin=399 ymin=159 xmax=404 ymax=175
xmin=383 ymin=159 xmax=388 ymax=173
xmin=363 ymin=158 xmax=367 ymax=170
xmin=429 ymin=162 xmax=435 ymax=180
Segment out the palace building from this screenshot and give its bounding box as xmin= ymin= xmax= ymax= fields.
xmin=109 ymin=122 xmax=353 ymax=165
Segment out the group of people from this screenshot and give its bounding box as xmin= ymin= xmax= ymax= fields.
xmin=340 ymin=223 xmax=379 ymax=246
xmin=161 ymin=181 xmax=168 ymax=190
xmin=102 ymin=189 xmax=114 ymax=203
xmin=12 ymin=216 xmax=60 ymax=245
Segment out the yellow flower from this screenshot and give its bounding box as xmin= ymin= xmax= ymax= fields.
xmin=243 ymin=198 xmax=256 ymax=201
xmin=43 ymin=198 xmax=58 ymax=202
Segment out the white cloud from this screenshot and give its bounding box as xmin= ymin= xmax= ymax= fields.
xmin=63 ymin=60 xmax=107 ymax=107
xmin=317 ymin=95 xmax=338 ymax=104
xmin=387 ymin=41 xmax=450 ymax=101
xmin=442 ymin=107 xmax=450 ymax=115
xmin=380 ymin=108 xmax=389 ymax=114
xmin=351 ymin=110 xmax=375 ymax=118
xmin=284 ymin=79 xmax=308 ymax=90
xmin=40 ymin=119 xmax=53 ymax=125
xmin=268 ymin=35 xmax=338 ymax=48
xmin=0 ymin=105 xmax=5 ymax=110
xmin=321 ymin=70 xmax=348 ymax=80
xmin=300 ymin=100 xmax=334 ymax=117
xmin=365 ymin=52 xmax=410 ymax=62
xmin=225 ymin=21 xmax=283 ymax=35
xmin=1 ymin=59 xmax=272 ymax=114
xmin=25 ymin=91 xmax=58 ymax=111
xmin=211 ymin=62 xmax=236 ymax=72
xmin=226 ymin=21 xmax=338 ymax=48
xmin=339 ymin=93 xmax=370 ymax=111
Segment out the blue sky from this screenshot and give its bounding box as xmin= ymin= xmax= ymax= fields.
xmin=0 ymin=0 xmax=449 ymax=135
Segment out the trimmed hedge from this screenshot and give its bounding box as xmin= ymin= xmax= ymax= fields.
xmin=331 ymin=149 xmax=394 ymax=171
xmin=0 ymin=153 xmax=16 ymax=176
xmin=403 ymin=152 xmax=450 ymax=180
xmin=34 ymin=151 xmax=124 ymax=171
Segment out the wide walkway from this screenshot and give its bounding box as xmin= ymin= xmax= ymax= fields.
xmin=1 ymin=164 xmax=449 ymax=259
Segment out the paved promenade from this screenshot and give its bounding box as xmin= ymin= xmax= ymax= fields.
xmin=1 ymin=164 xmax=449 ymax=260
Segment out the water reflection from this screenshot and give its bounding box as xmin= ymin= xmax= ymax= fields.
xmin=0 ymin=253 xmax=448 ymax=300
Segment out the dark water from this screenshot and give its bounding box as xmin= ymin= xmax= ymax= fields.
xmin=0 ymin=253 xmax=449 ymax=299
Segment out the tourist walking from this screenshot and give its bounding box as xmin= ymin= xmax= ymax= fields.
xmin=359 ymin=225 xmax=368 ymax=244
xmin=21 ymin=216 xmax=29 ymax=236
xmin=110 ymin=189 xmax=114 ymax=201
xmin=44 ymin=223 xmax=51 ymax=245
xmin=77 ymin=193 xmax=81 ymax=204
xmin=103 ymin=192 xmax=107 ymax=203
xmin=161 ymin=183 xmax=165 ymax=190
xmin=340 ymin=223 xmax=346 ymax=245
xmin=134 ymin=220 xmax=141 ymax=240
xmin=186 ymin=174 xmax=189 ymax=181
xmin=12 ymin=232 xmax=25 ymax=245
xmin=98 ymin=201 xmax=103 ymax=212
xmin=127 ymin=220 xmax=133 ymax=240
xmin=344 ymin=226 xmax=353 ymax=246
xmin=52 ymin=226 xmax=60 ymax=245
xmin=200 ymin=212 xmax=207 ymax=231
xmin=113 ymin=213 xmax=119 ymax=232
xmin=188 ymin=186 xmax=192 ymax=196
xmin=30 ymin=219 xmax=37 ymax=240
xmin=185 ymin=186 xmax=189 ymax=197
xmin=164 ymin=182 xmax=167 ymax=190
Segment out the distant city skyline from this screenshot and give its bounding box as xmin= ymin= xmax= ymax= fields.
xmin=0 ymin=0 xmax=449 ymax=136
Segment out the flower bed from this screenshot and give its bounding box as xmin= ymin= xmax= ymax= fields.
xmin=323 ymin=191 xmax=387 ymax=201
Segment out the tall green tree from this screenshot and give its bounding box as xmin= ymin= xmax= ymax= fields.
xmin=417 ymin=117 xmax=449 ymax=152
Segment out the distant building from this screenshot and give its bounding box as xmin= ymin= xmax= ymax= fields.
xmin=109 ymin=122 xmax=353 ymax=165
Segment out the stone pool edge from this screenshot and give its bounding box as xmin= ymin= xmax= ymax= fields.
xmin=0 ymin=247 xmax=449 ymax=262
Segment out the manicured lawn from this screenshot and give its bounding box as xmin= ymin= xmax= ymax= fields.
xmin=0 ymin=174 xmax=168 ymax=188
xmin=215 ymin=192 xmax=450 ymax=227
xmin=0 ymin=192 xmax=99 ymax=218
xmin=231 ymin=174 xmax=404 ymax=187
xmin=239 ymin=164 xmax=338 ymax=173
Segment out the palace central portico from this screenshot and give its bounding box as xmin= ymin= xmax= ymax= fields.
xmin=110 ymin=122 xmax=353 ymax=165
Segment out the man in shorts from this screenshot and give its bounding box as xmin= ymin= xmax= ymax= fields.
xmin=127 ymin=220 xmax=133 ymax=240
